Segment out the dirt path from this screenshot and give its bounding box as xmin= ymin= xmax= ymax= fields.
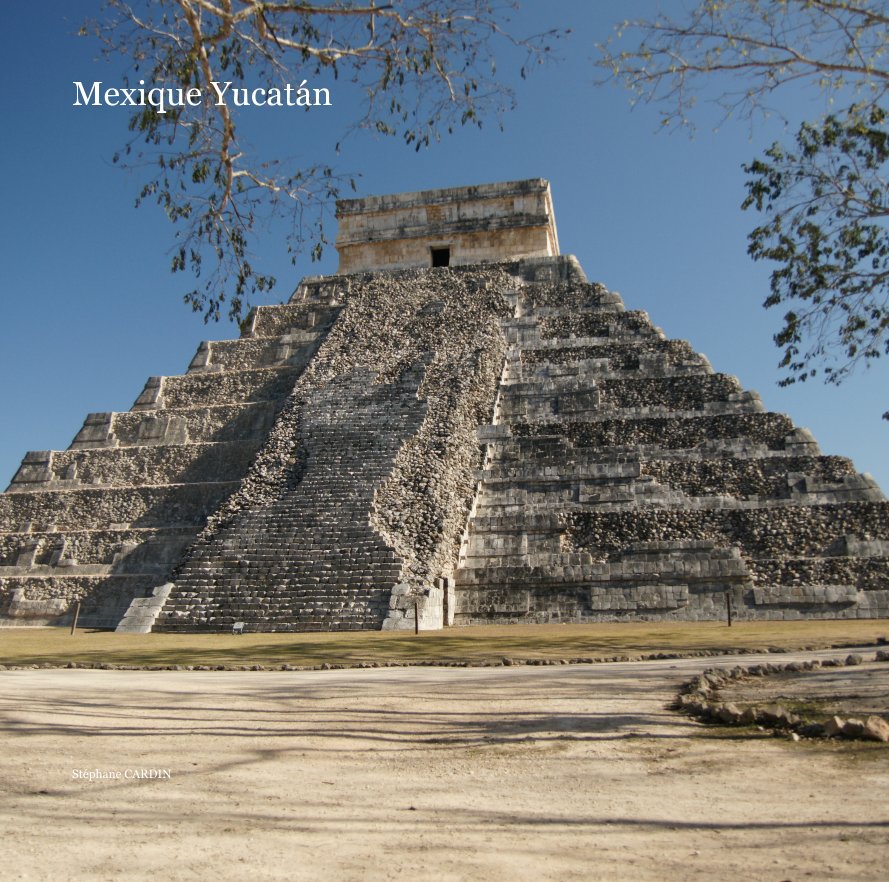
xmin=0 ymin=649 xmax=886 ymax=882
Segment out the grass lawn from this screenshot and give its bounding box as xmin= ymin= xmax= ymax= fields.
xmin=0 ymin=620 xmax=886 ymax=669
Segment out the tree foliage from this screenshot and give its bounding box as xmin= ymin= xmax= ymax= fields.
xmin=84 ymin=1 xmax=557 ymax=323
xmin=743 ymin=104 xmax=888 ymax=398
xmin=596 ymin=0 xmax=888 ymax=414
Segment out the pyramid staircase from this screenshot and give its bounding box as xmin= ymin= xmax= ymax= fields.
xmin=153 ymin=264 xmax=515 ymax=632
xmin=154 ymin=364 xmax=425 ymax=632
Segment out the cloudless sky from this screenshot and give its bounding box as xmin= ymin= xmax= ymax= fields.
xmin=0 ymin=1 xmax=886 ymax=492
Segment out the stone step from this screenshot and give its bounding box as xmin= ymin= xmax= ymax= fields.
xmin=70 ymin=402 xmax=280 ymax=449
xmin=514 ymin=337 xmax=700 ymax=367
xmin=561 ymin=502 xmax=889 ymax=560
xmin=455 ymin=554 xmax=751 ymax=587
xmin=498 ymin=398 xmax=763 ymax=423
xmin=160 ymin=617 xmax=390 ymax=628
xmin=476 ymin=454 xmax=875 ymax=505
xmin=162 ymin=602 xmax=392 ymax=615
xmin=510 ymin=412 xmax=798 ymax=451
xmin=132 ymin=367 xmax=303 ymax=411
xmin=482 ymin=453 xmax=854 ymax=481
xmin=498 ymin=375 xmax=745 ymax=416
xmin=166 ymin=586 xmax=395 ymax=599
xmin=462 ymin=538 xmax=590 ymax=562
xmin=749 ymin=557 xmax=889 ymax=593
xmin=535 ymin=310 xmax=658 ymax=340
xmin=0 ymin=574 xmax=160 ymax=628
xmin=513 ymin=365 xmax=713 ymax=384
xmin=480 ymin=461 xmax=641 ymax=482
xmin=640 ymin=457 xmax=880 ymax=503
xmin=473 ymin=494 xmax=888 ymax=519
xmin=0 ymin=482 xmax=238 ymax=532
xmin=155 ymin=583 xmax=391 ymax=630
xmin=243 ymin=302 xmax=341 ymax=339
xmin=483 ymin=438 xmax=832 ymax=472
xmin=8 ymin=441 xmax=262 ymax=490
xmin=0 ymin=526 xmax=194 ymax=571
xmin=461 ymin=513 xmax=563 ymax=533
xmin=503 ymin=358 xmax=712 ymax=387
xmin=172 ymin=568 xmax=403 ymax=584
xmin=472 ymin=482 xmax=676 ymax=513
xmin=509 ymin=328 xmax=661 ymax=350
xmin=510 ymin=282 xmax=618 ymax=315
xmin=185 ymin=334 xmax=325 ymax=374
xmin=473 ymin=482 xmax=883 ymax=512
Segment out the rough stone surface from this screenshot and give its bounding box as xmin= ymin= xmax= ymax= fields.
xmin=335 ymin=179 xmax=559 ymax=274
xmin=155 ymin=264 xmax=513 ymax=632
xmin=823 ymin=715 xmax=846 ymax=737
xmin=864 ymin=715 xmax=889 ymax=742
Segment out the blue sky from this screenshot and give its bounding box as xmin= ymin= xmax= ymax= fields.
xmin=1 ymin=1 xmax=886 ymax=492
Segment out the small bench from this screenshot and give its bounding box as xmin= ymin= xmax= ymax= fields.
xmin=232 ymin=621 xmax=245 ymax=635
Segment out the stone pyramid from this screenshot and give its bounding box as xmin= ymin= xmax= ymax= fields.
xmin=1 ymin=179 xmax=887 ymax=631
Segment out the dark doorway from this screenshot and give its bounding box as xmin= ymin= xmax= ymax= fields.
xmin=431 ymin=247 xmax=451 ymax=267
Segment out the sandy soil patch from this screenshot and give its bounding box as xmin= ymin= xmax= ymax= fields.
xmin=0 ymin=650 xmax=886 ymax=882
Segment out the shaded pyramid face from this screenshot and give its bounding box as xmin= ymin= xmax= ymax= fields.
xmin=0 ymin=298 xmax=343 ymax=629
xmin=1 ymin=186 xmax=887 ymax=631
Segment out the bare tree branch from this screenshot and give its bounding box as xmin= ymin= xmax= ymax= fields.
xmin=595 ymin=0 xmax=889 ymax=131
xmin=595 ymin=0 xmax=888 ymax=417
xmin=83 ymin=0 xmax=561 ymax=322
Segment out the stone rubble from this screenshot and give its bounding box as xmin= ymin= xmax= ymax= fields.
xmin=676 ymin=652 xmax=889 ymax=741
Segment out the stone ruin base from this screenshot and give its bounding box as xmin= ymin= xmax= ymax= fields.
xmin=2 ymin=256 xmax=887 ymax=631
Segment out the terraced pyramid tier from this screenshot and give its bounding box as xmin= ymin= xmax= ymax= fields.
xmin=452 ymin=276 xmax=889 ymax=623
xmin=0 ymin=298 xmax=339 ymax=627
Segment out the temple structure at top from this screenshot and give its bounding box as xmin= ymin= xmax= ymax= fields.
xmin=334 ymin=178 xmax=559 ymax=273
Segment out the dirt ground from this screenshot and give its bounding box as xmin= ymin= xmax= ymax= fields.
xmin=1 ymin=648 xmax=887 ymax=882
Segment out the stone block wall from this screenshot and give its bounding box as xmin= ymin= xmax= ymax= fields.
xmin=335 ymin=179 xmax=559 ymax=273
